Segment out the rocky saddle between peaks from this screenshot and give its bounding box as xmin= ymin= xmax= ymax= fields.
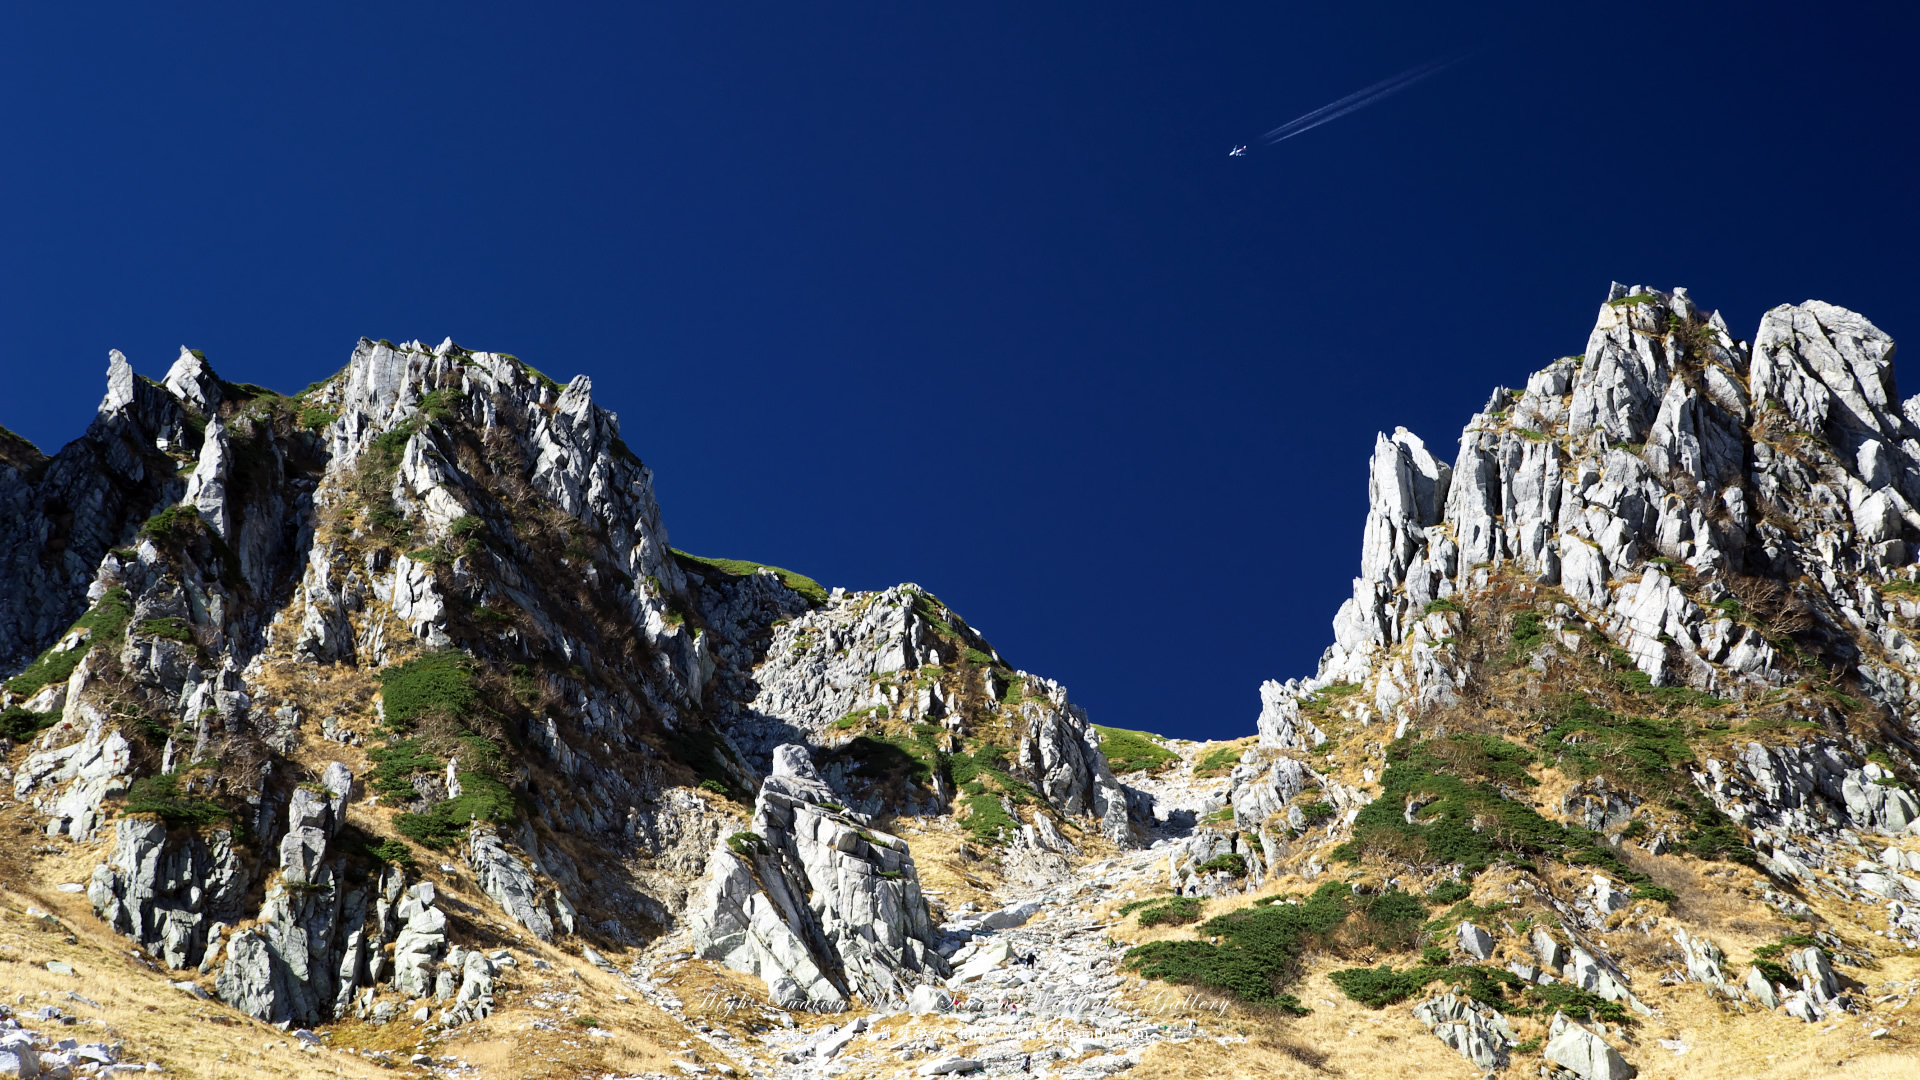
xmin=1 ymin=285 xmax=1918 ymax=1080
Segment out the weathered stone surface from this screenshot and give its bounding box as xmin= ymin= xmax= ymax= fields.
xmin=1412 ymin=993 xmax=1514 ymax=1071
xmin=0 ymin=350 xmax=186 ymax=674
xmin=691 ymin=743 xmax=946 ymax=1010
xmin=87 ymin=816 xmax=245 ymax=971
xmin=466 ymin=825 xmax=556 ymax=942
xmin=16 ymin=725 xmax=132 ymax=840
xmin=1457 ymin=921 xmax=1494 ymax=961
xmin=1545 ymin=1012 xmax=1637 ymax=1080
xmin=1673 ymin=928 xmax=1736 ymax=996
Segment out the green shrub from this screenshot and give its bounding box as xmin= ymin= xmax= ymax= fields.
xmin=1537 ymin=695 xmax=1693 ymax=792
xmin=393 ymin=772 xmax=516 ymax=849
xmin=999 ymin=673 xmax=1028 ymax=706
xmin=698 ymin=779 xmax=729 ymax=796
xmin=367 ymin=837 xmax=417 ymax=869
xmin=1194 ymin=743 xmax=1247 ymax=778
xmin=135 ymin=617 xmax=195 ymax=644
xmin=298 ymin=405 xmax=339 ymax=431
xmin=1509 ymin=610 xmax=1550 ymax=655
xmin=1424 ymin=597 xmax=1463 ymax=615
xmin=1331 ymin=962 xmax=1527 ymax=1010
xmin=0 ymin=706 xmax=57 ymax=741
xmin=672 ymin=550 xmax=828 ymax=605
xmin=4 ymin=587 xmax=134 ymax=699
xmin=406 ymin=546 xmax=450 ymax=566
xmin=416 ymin=388 xmax=466 ymax=422
xmin=367 ymin=739 xmax=442 ymax=797
xmin=834 ymin=705 xmax=889 ymax=730
xmin=1195 ymin=853 xmax=1248 ymax=878
xmin=964 ymin=648 xmax=994 ymax=665
xmin=1336 ymin=733 xmax=1656 ymax=886
xmin=961 ymin=790 xmax=1018 ymax=844
xmin=470 ymin=604 xmax=512 ymax=630
xmin=1427 ymin=881 xmax=1472 ymax=905
xmin=376 ymin=652 xmax=476 ymax=731
xmin=1135 ymin=897 xmax=1204 ymax=927
xmin=1124 ymin=883 xmax=1425 ymax=1005
xmin=138 ymin=505 xmax=204 ymax=546
xmin=727 ymin=831 xmax=768 ymax=856
xmin=1632 ymin=884 xmax=1676 ymax=903
xmin=122 ymin=771 xmax=228 ymax=828
xmin=1094 ymin=725 xmax=1179 ymax=774
xmin=1526 ymin=982 xmax=1633 ymax=1025
xmin=1329 ymin=965 xmax=1433 ymax=1008
xmin=1298 ymin=800 xmax=1337 ymax=823
xmin=1669 ymin=793 xmax=1761 ymax=869
xmin=839 ymin=734 xmax=936 ymax=788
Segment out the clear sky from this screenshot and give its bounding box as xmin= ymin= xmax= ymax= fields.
xmin=2 ymin=4 xmax=1915 ymax=740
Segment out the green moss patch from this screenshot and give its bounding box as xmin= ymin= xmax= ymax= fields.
xmin=393 ymin=772 xmax=516 ymax=849
xmin=1194 ymin=742 xmax=1249 ymax=779
xmin=376 ymin=652 xmax=477 ymax=731
xmin=122 ymin=770 xmax=229 ymax=828
xmin=4 ymin=587 xmax=133 ymax=699
xmin=672 ymin=549 xmax=829 ymax=605
xmin=1095 ymin=725 xmax=1179 ymax=774
xmin=1124 ymin=883 xmax=1426 ymax=1010
xmin=0 ymin=707 xmax=58 ymax=741
xmin=1335 ymin=733 xmax=1652 ymax=885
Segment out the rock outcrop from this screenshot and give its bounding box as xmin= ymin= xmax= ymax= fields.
xmin=1544 ymin=1012 xmax=1637 ymax=1080
xmin=12 ymin=288 xmax=1920 ymax=1076
xmin=0 ymin=350 xmax=189 ymax=673
xmin=1411 ymin=993 xmax=1516 ymax=1072
xmin=691 ymin=744 xmax=947 ymax=1010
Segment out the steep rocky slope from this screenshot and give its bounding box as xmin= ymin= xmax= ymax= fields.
xmin=0 ymin=336 xmax=1137 ymax=1058
xmin=3 ymin=286 xmax=1920 ymax=1080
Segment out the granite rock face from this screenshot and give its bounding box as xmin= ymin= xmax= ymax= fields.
xmin=15 ymin=290 xmax=1920 ymax=1071
xmin=0 ymin=350 xmax=189 ymax=674
xmin=88 ymin=815 xmax=246 ymax=971
xmin=1544 ymin=1012 xmax=1637 ymax=1080
xmin=703 ymin=580 xmax=1142 ymax=845
xmin=690 ymin=744 xmax=947 ymax=1010
xmin=1226 ymin=286 xmax=1920 ymax=887
xmin=1411 ymin=993 xmax=1516 ymax=1072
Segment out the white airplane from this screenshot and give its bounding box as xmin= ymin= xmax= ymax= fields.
xmin=1228 ymin=145 xmax=1248 ymax=157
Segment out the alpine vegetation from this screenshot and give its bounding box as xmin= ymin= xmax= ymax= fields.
xmin=3 ymin=287 xmax=1920 ymax=1078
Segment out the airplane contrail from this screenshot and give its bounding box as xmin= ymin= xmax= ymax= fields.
xmin=1250 ymin=53 xmax=1472 ymax=150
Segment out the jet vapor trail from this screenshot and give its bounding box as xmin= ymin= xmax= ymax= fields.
xmin=1255 ymin=53 xmax=1470 ymax=148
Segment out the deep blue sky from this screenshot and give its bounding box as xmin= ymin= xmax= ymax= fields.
xmin=3 ymin=4 xmax=1915 ymax=740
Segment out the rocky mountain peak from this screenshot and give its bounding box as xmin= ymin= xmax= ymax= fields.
xmin=4 ymin=292 xmax=1920 ymax=1078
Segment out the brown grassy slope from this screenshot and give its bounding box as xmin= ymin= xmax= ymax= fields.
xmin=0 ymin=775 xmax=730 ymax=1079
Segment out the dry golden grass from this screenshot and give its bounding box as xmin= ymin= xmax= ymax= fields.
xmin=0 ymin=783 xmax=729 ymax=1080
xmin=0 ymin=880 xmax=393 ymax=1079
xmin=890 ymin=819 xmax=1004 ymax=911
